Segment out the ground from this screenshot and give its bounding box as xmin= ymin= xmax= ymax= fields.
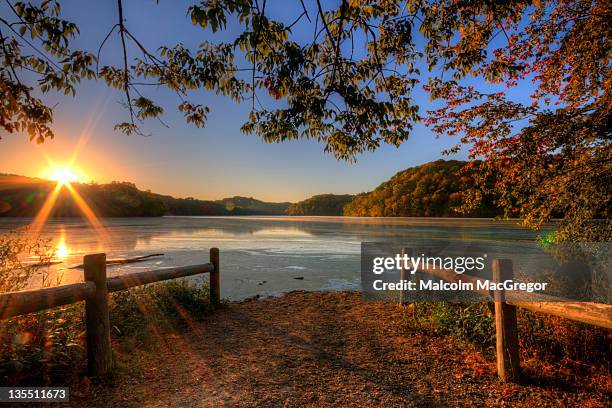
xmin=71 ymin=292 xmax=609 ymax=407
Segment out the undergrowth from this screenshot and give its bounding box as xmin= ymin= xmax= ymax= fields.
xmin=396 ymin=302 xmax=612 ymax=377
xmin=0 ymin=280 xmax=219 ymax=386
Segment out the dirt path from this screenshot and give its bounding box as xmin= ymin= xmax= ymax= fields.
xmin=73 ymin=292 xmax=609 ymax=407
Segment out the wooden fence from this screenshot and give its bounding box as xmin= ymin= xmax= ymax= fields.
xmin=2 ymin=248 xmax=610 ymax=383
xmin=0 ymin=248 xmax=220 ymax=377
xmin=404 ymin=257 xmax=612 ymax=382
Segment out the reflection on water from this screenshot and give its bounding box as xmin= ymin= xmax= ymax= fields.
xmin=55 ymin=229 xmax=69 ymax=261
xmin=0 ymin=216 xmax=552 ymax=300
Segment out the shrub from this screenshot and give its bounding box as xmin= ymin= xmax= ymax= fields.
xmin=397 ymin=302 xmax=611 ymax=374
xmin=0 ymin=304 xmax=86 ymax=386
xmin=398 ymin=302 xmax=496 ymax=351
xmin=109 ymin=280 xmax=216 ymax=341
xmin=0 ymin=280 xmax=217 ymax=386
xmin=0 ymin=229 xmax=55 ymax=292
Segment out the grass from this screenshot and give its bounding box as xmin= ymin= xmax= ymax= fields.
xmin=396 ymin=302 xmax=612 ymax=379
xmin=0 ymin=280 xmax=220 ymax=386
xmin=398 ymin=302 xmax=496 ymax=349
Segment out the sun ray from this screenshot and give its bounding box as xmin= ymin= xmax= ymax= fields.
xmin=28 ymin=102 xmax=112 ymax=262
xmin=30 ymin=183 xmax=63 ymax=237
xmin=64 ymin=183 xmax=110 ymax=245
xmin=32 ymin=163 xmax=109 ymax=249
xmin=68 ymin=92 xmax=110 ymax=168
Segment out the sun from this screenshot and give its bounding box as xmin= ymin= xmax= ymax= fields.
xmin=48 ymin=167 xmax=82 ymax=185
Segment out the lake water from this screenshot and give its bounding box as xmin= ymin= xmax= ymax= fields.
xmin=0 ymin=216 xmax=550 ymax=300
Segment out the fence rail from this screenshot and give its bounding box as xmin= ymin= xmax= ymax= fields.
xmin=0 ymin=248 xmax=220 ymax=377
xmin=0 ymin=282 xmax=96 ymax=319
xmin=410 ymin=256 xmax=612 ymax=382
xmin=414 ymin=262 xmax=612 ymax=330
xmin=106 ymin=263 xmax=214 ymax=292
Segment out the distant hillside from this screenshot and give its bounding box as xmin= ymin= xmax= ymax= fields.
xmin=0 ymin=161 xmax=502 ymax=218
xmin=343 ymin=160 xmax=500 ymax=217
xmin=0 ymin=174 xmax=290 ymax=217
xmin=216 ymin=196 xmax=291 ymax=215
xmin=0 ymin=176 xmax=167 ymax=217
xmin=155 ymin=194 xmax=236 ymax=216
xmin=285 ymin=194 xmax=354 ymax=216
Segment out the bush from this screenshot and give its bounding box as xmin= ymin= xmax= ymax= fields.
xmin=0 ymin=280 xmax=218 ymax=386
xmin=0 ymin=304 xmax=86 ymax=386
xmin=517 ymin=311 xmax=611 ymax=371
xmin=109 ymin=280 xmax=216 ymax=341
xmin=0 ymin=229 xmax=55 ymax=292
xmin=398 ymin=302 xmax=496 ymax=351
xmin=396 ymin=302 xmax=611 ymax=374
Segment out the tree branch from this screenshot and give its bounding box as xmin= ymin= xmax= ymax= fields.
xmin=117 ymin=0 xmax=135 ymax=125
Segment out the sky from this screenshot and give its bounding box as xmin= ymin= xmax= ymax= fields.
xmin=0 ymin=0 xmax=473 ymax=202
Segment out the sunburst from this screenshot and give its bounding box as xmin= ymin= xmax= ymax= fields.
xmin=31 ymin=164 xmax=108 ymax=244
xmin=48 ymin=167 xmax=82 ymax=186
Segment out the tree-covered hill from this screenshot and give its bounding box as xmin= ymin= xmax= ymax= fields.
xmin=216 ymin=196 xmax=291 ymax=215
xmin=0 ymin=177 xmax=168 ymax=217
xmin=285 ymin=194 xmax=354 ymax=216
xmin=0 ymin=175 xmax=289 ymax=217
xmin=343 ymin=160 xmax=500 ymax=217
xmin=1 ymin=161 xmax=503 ymax=218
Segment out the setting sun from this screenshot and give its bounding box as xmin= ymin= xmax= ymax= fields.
xmin=48 ymin=167 xmax=82 ymax=185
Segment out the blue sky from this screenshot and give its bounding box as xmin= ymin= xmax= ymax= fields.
xmin=0 ymin=0 xmax=476 ymax=202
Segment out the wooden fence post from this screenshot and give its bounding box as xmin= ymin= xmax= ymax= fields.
xmin=399 ymin=247 xmax=408 ymax=305
xmin=84 ymin=253 xmax=113 ymax=376
xmin=493 ymin=259 xmax=520 ymax=382
xmin=210 ymin=248 xmax=220 ymax=306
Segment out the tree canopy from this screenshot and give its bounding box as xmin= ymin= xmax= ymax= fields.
xmin=1 ymin=0 xmax=610 ymax=239
xmin=0 ymin=174 xmax=291 ymax=216
xmin=343 ymin=160 xmax=499 ymax=217
xmin=286 ymin=193 xmax=353 ymax=216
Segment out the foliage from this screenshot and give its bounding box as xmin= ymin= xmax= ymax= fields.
xmin=216 ymin=196 xmax=291 ymax=215
xmin=397 ymin=302 xmax=612 ymax=372
xmin=0 ymin=177 xmax=167 ymax=217
xmin=157 ymin=194 xmax=230 ymax=216
xmin=517 ymin=310 xmax=611 ymax=371
xmin=0 ymin=280 xmax=217 ymax=386
xmin=77 ymin=182 xmax=167 ymax=217
xmin=399 ymin=302 xmax=496 ymax=349
xmin=0 ymin=304 xmax=85 ymax=386
xmin=0 ymin=228 xmax=54 ymax=292
xmin=1 ymin=0 xmax=610 ymax=239
xmin=0 ymin=0 xmax=95 ymax=143
xmin=421 ymin=0 xmax=611 ymax=240
xmin=0 ymin=227 xmax=78 ymax=385
xmin=343 ymin=160 xmax=499 ymax=217
xmin=0 ymin=174 xmax=290 ymax=217
xmin=285 ymin=194 xmax=353 ymax=216
xmin=109 ymin=280 xmax=216 ymax=341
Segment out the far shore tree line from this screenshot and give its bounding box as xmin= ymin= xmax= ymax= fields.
xmin=1 ymin=160 xmax=511 ymax=218
xmin=0 ymin=173 xmax=292 ymax=217
xmin=0 ymin=0 xmax=609 ymax=241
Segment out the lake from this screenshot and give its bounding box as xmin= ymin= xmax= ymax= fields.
xmin=0 ymin=216 xmax=550 ymax=300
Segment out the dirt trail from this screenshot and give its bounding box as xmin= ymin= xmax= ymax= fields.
xmin=73 ymin=292 xmax=609 ymax=407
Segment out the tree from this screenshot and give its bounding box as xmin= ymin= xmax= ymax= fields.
xmin=343 ymin=160 xmax=499 ymax=217
xmin=1 ymin=0 xmax=610 ymax=239
xmin=286 ymin=194 xmax=353 ymax=215
xmin=420 ymin=0 xmax=611 ymax=240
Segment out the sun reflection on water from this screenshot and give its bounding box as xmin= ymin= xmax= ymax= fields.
xmin=55 ymin=237 xmax=70 ymax=261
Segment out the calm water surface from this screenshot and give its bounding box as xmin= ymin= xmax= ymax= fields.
xmin=0 ymin=216 xmax=548 ymax=300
